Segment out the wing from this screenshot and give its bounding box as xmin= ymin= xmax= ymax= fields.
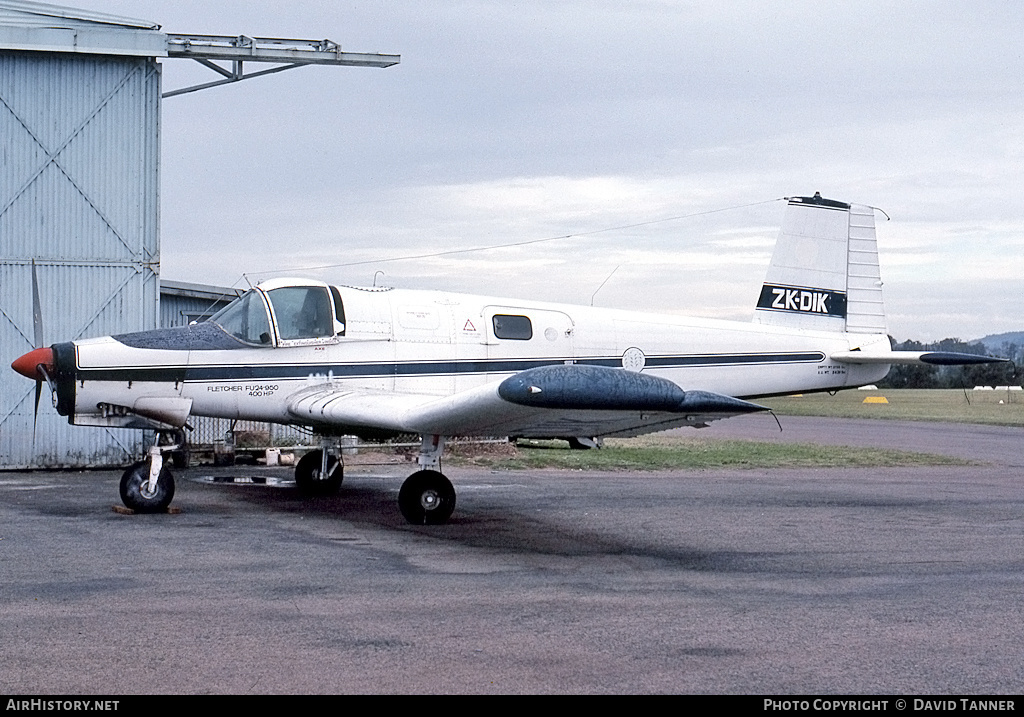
xmin=287 ymin=364 xmax=767 ymax=439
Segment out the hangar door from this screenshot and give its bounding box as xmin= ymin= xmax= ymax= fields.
xmin=0 ymin=51 xmax=161 ymax=468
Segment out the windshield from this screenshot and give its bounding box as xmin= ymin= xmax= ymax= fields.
xmin=208 ymin=290 xmax=272 ymax=345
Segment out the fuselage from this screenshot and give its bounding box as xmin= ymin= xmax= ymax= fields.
xmin=49 ymin=281 xmax=892 ymax=435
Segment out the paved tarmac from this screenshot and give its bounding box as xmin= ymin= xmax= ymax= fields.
xmin=1 ymin=418 xmax=1023 ymax=694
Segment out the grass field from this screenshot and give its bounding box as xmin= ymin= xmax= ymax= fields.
xmin=760 ymin=388 xmax=1024 ymax=426
xmin=390 ymin=389 xmax=1019 ymax=472
xmin=449 ymin=435 xmax=972 ymax=471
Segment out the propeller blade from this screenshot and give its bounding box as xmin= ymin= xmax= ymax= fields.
xmin=31 ymin=259 xmax=43 ymax=349
xmin=29 ymin=261 xmax=47 ymax=450
xmin=38 ymin=363 xmax=56 ymax=394
xmin=33 ymin=379 xmax=42 ymax=448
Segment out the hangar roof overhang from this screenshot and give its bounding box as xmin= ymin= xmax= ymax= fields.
xmin=0 ymin=0 xmax=165 ymax=55
xmin=160 ymin=279 xmax=238 ymax=303
xmin=0 ymin=1 xmax=400 ymax=95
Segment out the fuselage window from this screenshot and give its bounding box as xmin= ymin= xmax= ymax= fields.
xmin=492 ymin=314 xmax=533 ymax=340
xmin=208 ymin=290 xmax=272 ymax=345
xmin=268 ymin=286 xmax=334 ymax=341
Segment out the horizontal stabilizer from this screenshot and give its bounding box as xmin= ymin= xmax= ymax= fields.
xmin=831 ymin=350 xmax=1010 ymax=366
xmin=917 ymin=352 xmax=1011 ymax=366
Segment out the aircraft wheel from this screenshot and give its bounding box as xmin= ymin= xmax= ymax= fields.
xmin=399 ymin=470 xmax=456 ymax=525
xmin=294 ymin=450 xmax=343 ymax=496
xmin=119 ymin=461 xmax=175 ymax=513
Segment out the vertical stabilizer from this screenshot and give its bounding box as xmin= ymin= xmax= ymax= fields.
xmin=753 ymin=194 xmax=886 ymax=334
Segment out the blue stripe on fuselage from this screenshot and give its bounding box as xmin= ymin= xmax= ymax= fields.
xmin=73 ymin=351 xmax=827 ymax=383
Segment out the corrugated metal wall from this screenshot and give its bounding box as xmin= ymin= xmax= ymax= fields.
xmin=0 ymin=50 xmax=161 ymax=468
xmin=160 ymin=292 xmax=228 ymax=329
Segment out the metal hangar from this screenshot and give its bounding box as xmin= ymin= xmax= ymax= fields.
xmin=0 ymin=1 xmax=399 ymax=467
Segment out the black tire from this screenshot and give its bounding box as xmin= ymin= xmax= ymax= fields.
xmin=119 ymin=461 xmax=175 ymax=513
xmin=398 ymin=470 xmax=456 ymax=525
xmin=294 ymin=450 xmax=343 ymax=496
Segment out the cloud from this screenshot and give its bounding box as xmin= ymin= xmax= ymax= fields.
xmin=86 ymin=0 xmax=1024 ymax=340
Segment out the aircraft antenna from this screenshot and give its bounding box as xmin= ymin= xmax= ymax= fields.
xmin=590 ymin=265 xmax=620 ymax=306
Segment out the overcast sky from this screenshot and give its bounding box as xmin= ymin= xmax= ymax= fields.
xmin=79 ymin=0 xmax=1024 ymax=342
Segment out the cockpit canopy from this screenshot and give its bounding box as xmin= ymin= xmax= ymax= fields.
xmin=208 ymin=280 xmax=345 ymax=347
xmin=209 ymin=290 xmax=271 ymax=345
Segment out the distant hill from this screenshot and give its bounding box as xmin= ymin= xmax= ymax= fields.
xmin=972 ymin=331 xmax=1024 ymax=352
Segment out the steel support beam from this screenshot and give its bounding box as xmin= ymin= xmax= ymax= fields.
xmin=162 ymin=34 xmax=399 ymax=98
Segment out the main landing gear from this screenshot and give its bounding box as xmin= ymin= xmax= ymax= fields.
xmin=399 ymin=469 xmax=456 ymax=525
xmin=398 ymin=436 xmax=456 ymax=525
xmin=119 ymin=432 xmax=181 ymax=513
xmin=294 ymin=445 xmax=344 ymax=497
xmin=295 ymin=434 xmax=457 ymax=524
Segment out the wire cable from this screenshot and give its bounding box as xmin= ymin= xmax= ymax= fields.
xmin=244 ymin=197 xmax=785 ymax=281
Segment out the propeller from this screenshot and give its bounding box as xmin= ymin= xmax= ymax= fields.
xmin=31 ymin=260 xmax=44 ymax=432
xmin=9 ymin=261 xmax=56 ymax=445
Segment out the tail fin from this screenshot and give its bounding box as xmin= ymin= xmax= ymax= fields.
xmin=753 ymin=193 xmax=886 ymax=335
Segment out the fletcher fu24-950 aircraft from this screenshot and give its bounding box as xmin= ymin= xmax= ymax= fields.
xmin=12 ymin=194 xmax=1004 ymax=523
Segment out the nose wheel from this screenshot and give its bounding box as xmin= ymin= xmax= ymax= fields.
xmin=399 ymin=470 xmax=456 ymax=525
xmin=119 ymin=461 xmax=175 ymax=513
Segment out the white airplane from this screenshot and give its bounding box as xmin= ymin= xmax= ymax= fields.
xmin=12 ymin=193 xmax=1004 ymax=523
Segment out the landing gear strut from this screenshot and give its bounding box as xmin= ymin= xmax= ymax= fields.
xmin=398 ymin=434 xmax=456 ymax=525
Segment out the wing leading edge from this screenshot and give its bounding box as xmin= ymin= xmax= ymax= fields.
xmin=286 ymin=364 xmax=767 ymax=439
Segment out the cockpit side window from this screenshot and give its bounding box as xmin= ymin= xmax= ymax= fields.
xmin=208 ymin=290 xmax=273 ymax=346
xmin=267 ymin=286 xmax=334 ymax=341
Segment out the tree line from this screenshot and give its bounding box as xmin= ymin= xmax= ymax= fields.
xmin=878 ymin=338 xmax=1022 ymax=389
